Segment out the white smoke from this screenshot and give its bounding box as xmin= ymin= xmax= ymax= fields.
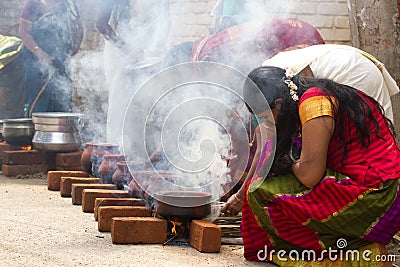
xmin=70 ymin=50 xmax=108 ymax=144
xmin=68 ymin=1 xmax=299 ymax=211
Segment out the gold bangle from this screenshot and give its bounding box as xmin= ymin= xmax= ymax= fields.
xmin=233 ymin=193 xmax=242 ymax=203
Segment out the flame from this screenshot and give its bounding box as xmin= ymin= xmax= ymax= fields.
xmin=171 ymin=221 xmax=177 ymax=235
xmin=21 ymin=145 xmax=32 ymax=151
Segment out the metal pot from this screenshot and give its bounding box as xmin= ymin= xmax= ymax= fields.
xmin=32 ymin=112 xmax=83 ymax=126
xmin=2 ymin=118 xmax=34 ymax=146
xmin=32 ymin=112 xmax=83 ymax=152
xmin=32 ymin=112 xmax=83 ymax=133
xmin=154 ymin=191 xmax=211 ymax=221
xmin=34 ymin=123 xmax=78 ymax=132
xmin=32 ymin=131 xmax=81 ymax=152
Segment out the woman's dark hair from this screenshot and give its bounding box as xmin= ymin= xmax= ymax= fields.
xmin=244 ymin=66 xmax=394 ymax=176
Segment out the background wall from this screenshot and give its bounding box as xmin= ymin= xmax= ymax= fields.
xmin=0 ymin=0 xmax=351 ymax=50
xmin=3 ymin=0 xmax=399 ymax=143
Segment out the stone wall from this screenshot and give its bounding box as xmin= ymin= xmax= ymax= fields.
xmin=0 ymin=0 xmax=351 ymax=50
xmin=0 ymin=0 xmax=24 ymax=36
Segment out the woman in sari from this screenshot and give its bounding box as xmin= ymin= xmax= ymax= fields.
xmin=19 ymin=0 xmax=83 ymax=115
xmin=241 ymin=66 xmax=400 ymax=266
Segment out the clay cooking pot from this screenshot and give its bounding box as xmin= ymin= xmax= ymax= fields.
xmin=154 ymin=191 xmax=212 ymax=221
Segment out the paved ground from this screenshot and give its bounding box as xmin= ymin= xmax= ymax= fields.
xmin=0 ymin=174 xmax=269 ymax=267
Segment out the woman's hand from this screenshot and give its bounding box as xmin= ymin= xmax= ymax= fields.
xmin=221 ymin=192 xmax=243 ymax=216
xmin=18 ymin=18 xmax=53 ymax=67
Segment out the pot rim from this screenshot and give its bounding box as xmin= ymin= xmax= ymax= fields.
xmin=2 ymin=118 xmax=33 ymax=124
xmin=32 ymin=112 xmax=84 ymax=118
xmin=154 ymin=191 xmax=212 ymax=214
xmin=155 ymin=191 xmax=211 ymax=198
xmin=154 ymin=191 xmax=212 ymax=207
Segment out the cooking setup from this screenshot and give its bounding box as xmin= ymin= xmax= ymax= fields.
xmin=0 ymin=110 xmax=233 ymax=252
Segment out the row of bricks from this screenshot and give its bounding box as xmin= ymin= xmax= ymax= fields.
xmin=0 ymin=145 xmax=84 ymax=176
xmin=89 ymin=192 xmax=221 ymax=252
xmin=0 ymin=143 xmax=83 ymax=166
xmin=1 ymin=164 xmax=85 ymax=176
xmin=48 ymin=171 xmax=221 ymax=252
xmin=96 ymin=205 xmax=221 ymax=252
xmin=48 ymin=171 xmax=222 ymax=252
xmin=111 ymin=217 xmax=222 ymax=253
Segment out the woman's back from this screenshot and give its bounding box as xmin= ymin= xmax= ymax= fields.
xmin=301 ymin=87 xmax=400 ymax=185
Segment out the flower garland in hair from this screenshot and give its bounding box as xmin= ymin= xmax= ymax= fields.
xmin=284 ymin=70 xmax=299 ymax=101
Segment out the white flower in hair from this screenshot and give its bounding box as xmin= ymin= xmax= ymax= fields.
xmin=284 ymin=70 xmax=299 ymax=101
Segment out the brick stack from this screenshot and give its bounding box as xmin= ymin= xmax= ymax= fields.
xmin=1 ymin=149 xmax=43 ymax=176
xmin=47 ymin=170 xmax=89 ymax=191
xmin=82 ymin=189 xmax=129 ymax=213
xmin=60 ymin=177 xmax=101 ymax=197
xmin=111 ymin=217 xmax=168 ymax=244
xmin=190 ymin=220 xmax=222 ymax=252
xmin=98 ymin=206 xmax=151 ymax=232
xmin=72 ymin=184 xmax=117 ymax=205
xmin=55 ymin=151 xmax=85 ymax=171
xmin=0 ymin=142 xmax=10 ymax=167
xmin=94 ymin=198 xmax=144 ymax=221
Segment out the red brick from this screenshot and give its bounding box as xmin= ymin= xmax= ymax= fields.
xmin=47 ymin=170 xmax=89 ymax=191
xmin=60 ymin=177 xmax=100 ymax=197
xmin=0 ymin=143 xmax=11 ymax=157
xmin=82 ymin=189 xmax=129 ymax=213
xmin=1 ymin=164 xmax=42 ymax=176
xmin=0 ymin=156 xmax=4 ymax=166
xmin=71 ymin=184 xmax=116 ymax=205
xmin=189 ymin=220 xmax=221 ymax=253
xmin=55 ymin=151 xmax=83 ymax=167
xmin=4 ymin=150 xmax=42 ymax=165
xmin=98 ymin=206 xmax=151 ymax=232
xmin=55 ymin=165 xmax=85 ymax=171
xmin=94 ymin=198 xmax=144 ymax=221
xmin=111 ymin=217 xmax=167 ymax=244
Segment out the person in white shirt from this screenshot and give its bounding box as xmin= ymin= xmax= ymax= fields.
xmin=263 ymin=44 xmax=399 ymax=122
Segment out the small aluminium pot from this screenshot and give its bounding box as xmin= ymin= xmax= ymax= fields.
xmin=31 ymin=112 xmax=84 ymax=152
xmin=2 ymin=118 xmax=34 ymax=146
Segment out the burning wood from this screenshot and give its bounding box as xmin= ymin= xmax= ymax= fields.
xmin=163 ymin=220 xmax=190 ymax=246
xmin=21 ymin=145 xmax=32 ymax=151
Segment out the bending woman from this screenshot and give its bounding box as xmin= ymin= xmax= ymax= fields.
xmin=241 ymin=66 xmax=400 ymax=265
xmin=19 ymin=0 xmax=83 ymax=114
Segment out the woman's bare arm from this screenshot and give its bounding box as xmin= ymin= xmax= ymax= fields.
xmin=18 ymin=18 xmax=53 ymax=66
xmin=292 ymin=116 xmax=334 ymax=188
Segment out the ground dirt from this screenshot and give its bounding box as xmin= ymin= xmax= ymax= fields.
xmin=0 ymin=173 xmax=398 ymax=267
xmin=0 ymin=173 xmax=268 ymax=267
